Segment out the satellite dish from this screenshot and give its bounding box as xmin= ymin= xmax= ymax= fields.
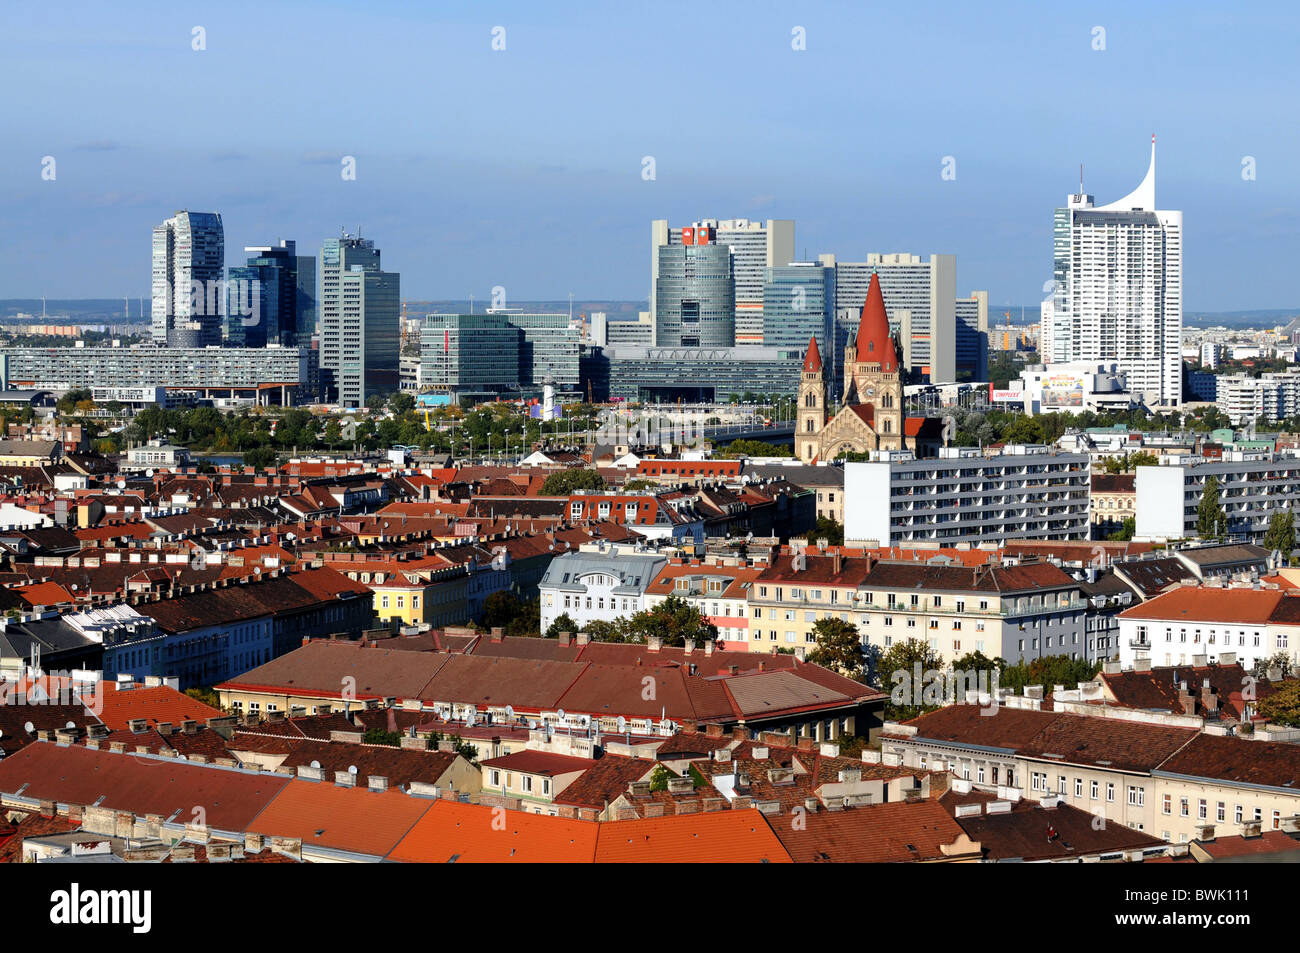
xmin=66 ymin=721 xmax=76 ymax=729
xmin=617 ymin=716 xmax=627 ymax=733
xmin=528 ymin=720 xmax=538 ymax=730
xmin=348 ymin=765 xmax=358 ymax=775
xmin=465 ymin=710 xmax=477 ymax=727
xmin=310 ymin=760 xmax=321 ymax=769
xmin=24 ymin=721 xmax=35 ymax=735
xmin=505 ymin=705 xmax=514 ymax=720
xmin=145 ymin=469 xmax=154 ymax=478
xmin=117 ymin=480 xmax=126 ymax=489
xmin=556 ymin=709 xmax=565 ymax=721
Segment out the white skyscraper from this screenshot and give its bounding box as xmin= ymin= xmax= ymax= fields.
xmin=1044 ymin=138 xmax=1183 ymax=407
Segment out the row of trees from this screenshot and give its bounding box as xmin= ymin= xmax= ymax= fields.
xmin=543 ymin=595 xmax=718 ymax=645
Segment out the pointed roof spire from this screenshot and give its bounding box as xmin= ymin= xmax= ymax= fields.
xmin=1097 ymin=135 xmax=1156 ymax=212
xmin=802 ymin=335 xmax=823 ymax=373
xmin=854 ymin=273 xmax=899 ymax=371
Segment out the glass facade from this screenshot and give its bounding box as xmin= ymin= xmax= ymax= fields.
xmin=319 ymin=237 xmax=400 ymax=406
xmin=151 ymin=211 xmax=224 ymax=348
xmin=653 ymin=244 xmax=735 ymax=348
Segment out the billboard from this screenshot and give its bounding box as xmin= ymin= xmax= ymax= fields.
xmin=1041 ymin=371 xmax=1085 ymax=408
xmin=989 ymin=387 xmax=1023 ymax=403
xmin=91 ymin=386 xmax=164 ymax=403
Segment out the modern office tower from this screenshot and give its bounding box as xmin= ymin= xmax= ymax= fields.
xmin=151 ymin=211 xmax=225 ymax=348
xmin=650 ymin=218 xmax=794 ymax=345
xmin=652 ymin=238 xmax=735 ymax=348
xmin=318 ymin=234 xmax=400 ymax=406
xmin=419 ymin=314 xmax=521 ymax=401
xmin=1044 ymin=138 xmax=1183 ymax=407
xmin=822 ymin=253 xmax=961 ymax=384
xmin=495 ymin=311 xmax=581 ymax=391
xmin=226 ymin=240 xmax=310 ymax=348
xmin=761 ymin=263 xmax=834 ymax=352
xmin=955 ymin=291 xmax=990 ymax=381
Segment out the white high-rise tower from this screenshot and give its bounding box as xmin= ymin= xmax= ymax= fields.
xmin=1043 ymin=137 xmax=1183 ymax=407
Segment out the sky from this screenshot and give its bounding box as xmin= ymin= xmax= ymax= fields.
xmin=2 ymin=0 xmax=1298 ymax=311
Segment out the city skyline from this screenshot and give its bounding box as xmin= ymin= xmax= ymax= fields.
xmin=4 ymin=1 xmax=1299 ymax=310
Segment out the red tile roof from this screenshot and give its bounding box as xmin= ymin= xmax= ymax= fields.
xmin=593 ymin=810 xmax=792 ymax=863
xmin=248 ymin=778 xmax=433 ymax=857
xmin=387 ymin=799 xmax=599 ymax=863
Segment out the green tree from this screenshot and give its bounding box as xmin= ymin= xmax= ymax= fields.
xmin=805 ymin=617 xmax=865 ymax=680
xmin=876 ymin=638 xmax=945 ymax=721
xmin=717 ymin=439 xmax=793 ymax=459
xmin=624 ymin=595 xmax=717 ymax=646
xmin=1264 ymin=511 xmax=1296 ymax=556
xmin=540 ymin=468 xmax=606 ymax=495
xmin=1196 ymin=476 xmax=1228 ymax=540
xmin=804 ymin=516 xmax=845 ymax=546
xmin=544 ymin=612 xmax=579 ymax=639
xmin=362 ymin=728 xmax=401 ymax=747
xmin=1257 ymin=680 xmax=1300 ymax=728
xmin=1108 ymin=516 xmax=1136 ymax=541
xmin=649 ymin=763 xmax=673 ymax=791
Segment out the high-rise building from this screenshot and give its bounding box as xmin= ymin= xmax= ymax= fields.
xmin=151 ymin=211 xmax=224 ymax=348
xmin=418 ymin=311 xmax=579 ymax=400
xmin=318 ymin=235 xmax=400 ymax=406
xmin=821 ymin=253 xmax=970 ymax=385
xmin=652 ymin=237 xmax=735 ymax=348
xmin=761 ymin=263 xmax=834 ymax=353
xmin=1042 ymin=138 xmax=1183 ymax=407
xmin=226 ymin=240 xmax=316 ymax=349
xmin=650 ymin=218 xmax=794 ymax=345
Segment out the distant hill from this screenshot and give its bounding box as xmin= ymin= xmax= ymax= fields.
xmin=406 ymin=300 xmax=647 ymax=318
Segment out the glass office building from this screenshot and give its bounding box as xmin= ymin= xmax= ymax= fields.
xmin=761 ymin=263 xmax=834 ymax=352
xmin=653 ymin=243 xmax=735 ymax=348
xmin=151 ymin=211 xmax=225 ymax=348
xmin=319 ymin=236 xmax=400 ymax=406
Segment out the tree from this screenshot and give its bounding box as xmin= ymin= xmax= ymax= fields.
xmin=389 ymin=392 xmax=415 ymax=415
xmin=875 ymin=638 xmax=945 ymax=721
xmin=1108 ymin=516 xmax=1136 ymax=541
xmin=243 ymin=445 xmax=278 ymax=472
xmin=1264 ymin=511 xmax=1295 ymax=556
xmin=362 ymin=728 xmax=401 ymax=747
xmin=1196 ymin=476 xmax=1228 ymax=540
xmin=717 ymin=439 xmax=793 ymax=459
xmin=805 ymin=617 xmax=865 ymax=680
xmin=1257 ymin=680 xmax=1300 ymax=728
xmin=625 ymin=595 xmax=717 ymax=646
xmin=540 ymin=468 xmax=606 ymax=495
xmin=805 ymin=516 xmax=844 ymax=547
xmin=544 ymin=612 xmax=578 ymax=639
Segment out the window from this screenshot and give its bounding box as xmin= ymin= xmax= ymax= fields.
xmin=1217 ymin=802 xmax=1225 ymax=822
xmin=1106 ymin=782 xmax=1115 ymax=803
xmin=1076 ymin=778 xmax=1084 ymax=798
xmin=522 ymin=776 xmax=533 ymax=793
xmin=1235 ymin=805 xmax=1243 ymax=824
xmin=1090 ymin=781 xmax=1098 ymax=800
xmin=1128 ymin=786 xmax=1144 ymax=807
xmin=1180 ymin=798 xmax=1189 ymax=817
xmin=490 ymin=770 xmax=501 ymax=787
xmin=1162 ymin=794 xmax=1171 ymax=815
xmin=1198 ymin=799 xmax=1207 ymax=820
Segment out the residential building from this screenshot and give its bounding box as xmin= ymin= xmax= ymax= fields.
xmin=1117 ymin=584 xmax=1300 ymax=670
xmin=538 ymin=544 xmax=668 ymax=632
xmin=1041 ymin=139 xmax=1183 ymax=407
xmin=844 ymin=446 xmax=1092 ymax=546
xmin=1135 ymin=452 xmax=1300 ymax=542
xmin=1216 ymin=371 xmax=1300 ymax=425
xmin=1091 ymin=473 xmax=1136 ymax=537
xmin=643 ymin=557 xmax=762 ymax=648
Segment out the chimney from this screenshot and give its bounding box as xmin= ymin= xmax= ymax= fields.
xmin=704 ymin=640 xmax=714 ymax=656
xmin=647 ymin=635 xmax=663 ymax=652
xmin=576 ymin=631 xmax=590 ymax=646
xmin=832 ymin=551 xmax=842 ymax=575
xmin=1196 ymin=823 xmax=1216 ymax=843
xmin=683 ymin=639 xmax=695 ymax=655
xmin=558 ymin=630 xmax=571 ymax=647
xmin=1200 ymin=679 xmax=1219 ymax=714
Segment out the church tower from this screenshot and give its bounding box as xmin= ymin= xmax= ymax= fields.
xmin=795 ymin=335 xmax=826 ymax=462
xmin=846 ymin=273 xmax=904 ymax=450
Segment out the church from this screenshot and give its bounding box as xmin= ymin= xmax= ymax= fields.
xmin=795 ymin=272 xmax=947 ymax=462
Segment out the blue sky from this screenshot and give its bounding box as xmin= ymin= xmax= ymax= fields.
xmin=2 ymin=0 xmax=1298 ymax=310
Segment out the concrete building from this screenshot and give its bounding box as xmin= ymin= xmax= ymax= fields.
xmin=1216 ymin=371 xmax=1300 ymax=424
xmin=1009 ymin=362 xmax=1138 ymax=416
xmin=225 ymin=240 xmax=316 ymax=349
xmin=151 ymin=210 xmax=224 ymax=348
xmin=1135 ymin=452 xmax=1300 ymax=542
xmin=3 ymin=345 xmax=308 ymax=404
xmin=604 ymin=344 xmax=803 ymax=403
xmin=845 ymin=446 xmax=1091 ymax=546
xmin=419 ymin=312 xmax=580 ymax=401
xmin=319 ymin=235 xmax=400 ymax=407
xmin=1041 ymin=139 xmax=1183 ymax=407
xmin=650 ymin=218 xmax=794 ymax=346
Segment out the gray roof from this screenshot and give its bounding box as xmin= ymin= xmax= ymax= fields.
xmin=1175 ymin=543 xmax=1270 ymax=568
xmin=539 ymin=549 xmax=668 ymax=595
xmin=741 ymin=463 xmax=844 ymax=488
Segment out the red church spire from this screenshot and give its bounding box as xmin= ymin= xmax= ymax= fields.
xmin=854 ymin=273 xmax=899 ymax=372
xmin=802 ymin=335 xmax=822 ymax=373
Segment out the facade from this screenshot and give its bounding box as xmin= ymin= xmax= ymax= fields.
xmin=151 ymin=210 xmax=224 ymax=348
xmin=761 ymin=263 xmax=833 ymax=351
xmin=652 ymin=241 xmax=735 ymax=348
xmin=1134 ymin=452 xmax=1300 ymax=542
xmin=1117 ymin=585 xmax=1300 ymax=671
xmin=3 ymin=345 xmax=307 ymax=403
xmin=845 ymin=446 xmax=1092 ymax=546
xmin=537 ymin=545 xmax=669 ymax=633
xmin=643 ymin=558 xmax=761 ymax=648
xmin=420 ymin=312 xmax=580 ymax=399
xmin=225 ymin=240 xmax=314 ymax=348
xmin=604 ymin=345 xmax=802 ymax=403
xmin=651 ymin=218 xmax=795 ymax=346
xmin=1041 ymin=139 xmax=1183 ymax=407
xmin=319 ymin=236 xmax=400 ymax=406
xmin=1216 ymin=371 xmax=1300 ymax=425
xmin=1090 ymin=473 xmax=1136 ymax=537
